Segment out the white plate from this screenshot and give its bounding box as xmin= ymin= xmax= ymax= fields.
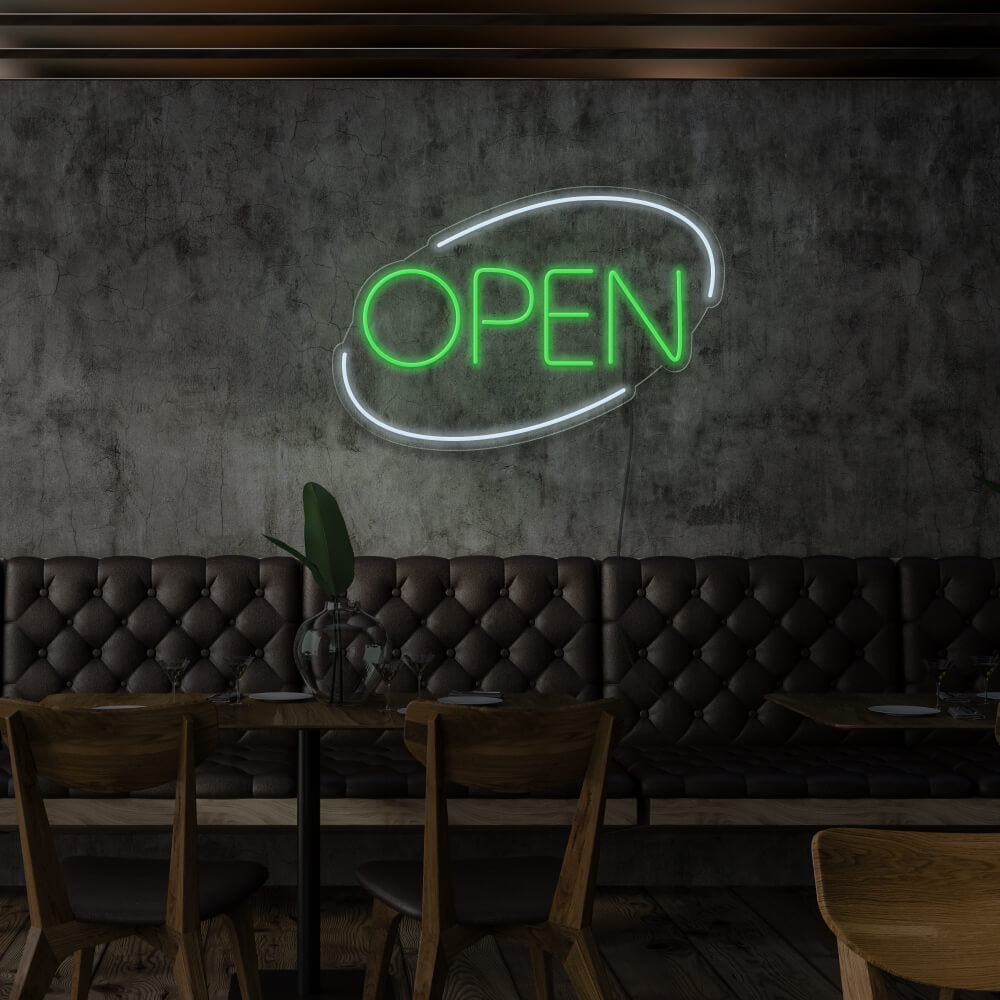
xmin=868 ymin=704 xmax=941 ymax=716
xmin=93 ymin=704 xmax=144 ymax=710
xmin=247 ymin=692 xmax=314 ymax=702
xmin=438 ymin=694 xmax=504 ymax=706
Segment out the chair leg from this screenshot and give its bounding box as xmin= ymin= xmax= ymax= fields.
xmin=561 ymin=928 xmax=615 ymax=1000
xmin=412 ymin=928 xmax=449 ymax=1000
xmin=71 ymin=947 xmax=95 ymax=1000
xmin=837 ymin=940 xmax=888 ymax=1000
xmin=10 ymin=927 xmax=59 ymax=1000
xmin=363 ymin=898 xmax=402 ymax=1000
xmin=222 ymin=900 xmax=263 ymax=1000
xmin=529 ymin=944 xmax=553 ymax=1000
xmin=172 ymin=928 xmax=211 ymax=1000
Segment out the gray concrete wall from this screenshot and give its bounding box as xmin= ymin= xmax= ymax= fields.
xmin=1 ymin=80 xmax=998 ymax=560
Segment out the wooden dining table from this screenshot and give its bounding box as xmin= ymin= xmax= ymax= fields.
xmin=38 ymin=689 xmax=574 ymax=1000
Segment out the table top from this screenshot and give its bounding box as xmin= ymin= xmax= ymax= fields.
xmin=766 ymin=691 xmax=999 ymax=730
xmin=35 ymin=691 xmax=576 ymax=730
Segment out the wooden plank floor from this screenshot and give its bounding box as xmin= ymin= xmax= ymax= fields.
xmin=0 ymin=886 xmax=995 ymax=999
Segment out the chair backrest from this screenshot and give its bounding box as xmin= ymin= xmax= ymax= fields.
xmin=403 ymin=698 xmax=625 ymax=793
xmin=8 ymin=700 xmax=218 ymax=793
xmin=1 ymin=701 xmax=216 ymax=933
xmin=403 ymin=698 xmax=624 ymax=932
xmin=813 ymin=827 xmax=1000 ymax=992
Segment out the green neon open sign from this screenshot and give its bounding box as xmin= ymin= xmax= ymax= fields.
xmin=360 ymin=265 xmax=686 ymax=371
xmin=333 ymin=187 xmax=724 ymax=450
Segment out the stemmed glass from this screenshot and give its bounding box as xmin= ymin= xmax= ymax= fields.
xmin=229 ymin=655 xmax=254 ymax=704
xmin=158 ymin=658 xmax=192 ymax=698
xmin=376 ymin=658 xmax=401 ymax=713
xmin=922 ymin=658 xmax=954 ymax=710
xmin=403 ymin=653 xmax=434 ymax=700
xmin=973 ymin=654 xmax=1000 ymax=704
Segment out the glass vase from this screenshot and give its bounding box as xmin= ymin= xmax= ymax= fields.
xmin=294 ymin=598 xmax=388 ymax=704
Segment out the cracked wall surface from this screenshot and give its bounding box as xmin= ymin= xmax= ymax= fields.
xmin=0 ymin=80 xmax=998 ymax=559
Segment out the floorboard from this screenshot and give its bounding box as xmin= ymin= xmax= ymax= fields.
xmin=0 ymin=885 xmax=994 ymax=999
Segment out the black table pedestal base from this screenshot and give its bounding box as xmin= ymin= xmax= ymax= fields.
xmin=230 ymin=968 xmax=381 ymax=999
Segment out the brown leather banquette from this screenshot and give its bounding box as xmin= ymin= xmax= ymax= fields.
xmin=1 ymin=554 xmax=998 ymax=814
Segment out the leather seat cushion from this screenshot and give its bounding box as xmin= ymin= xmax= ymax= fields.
xmin=930 ymin=746 xmax=1000 ymax=796
xmin=62 ymin=856 xmax=268 ymax=924
xmin=356 ymin=856 xmax=562 ymax=925
xmin=0 ymin=745 xmax=295 ymax=799
xmin=614 ymin=744 xmax=976 ymax=798
xmin=319 ymin=744 xmax=636 ymax=798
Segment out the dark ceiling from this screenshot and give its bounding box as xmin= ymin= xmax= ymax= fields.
xmin=1 ymin=2 xmax=999 ymax=78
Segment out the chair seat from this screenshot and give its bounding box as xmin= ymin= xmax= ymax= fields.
xmin=356 ymin=856 xmax=562 ymax=925
xmin=62 ymin=856 xmax=268 ymax=924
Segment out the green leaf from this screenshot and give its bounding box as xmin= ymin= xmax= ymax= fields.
xmin=262 ymin=533 xmax=333 ymax=598
xmin=302 ymin=483 xmax=355 ymax=597
xmin=976 ymin=476 xmax=1000 ymax=494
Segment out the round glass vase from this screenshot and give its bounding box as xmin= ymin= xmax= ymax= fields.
xmin=294 ymin=598 xmax=387 ymax=704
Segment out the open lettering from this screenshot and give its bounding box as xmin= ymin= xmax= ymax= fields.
xmin=360 ymin=265 xmax=686 ymax=370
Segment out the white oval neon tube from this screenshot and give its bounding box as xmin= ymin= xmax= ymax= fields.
xmin=339 ymin=352 xmax=629 ymax=446
xmin=436 ymin=193 xmax=719 ymax=301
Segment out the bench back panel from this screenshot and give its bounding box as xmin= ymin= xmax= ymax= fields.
xmin=2 ymin=555 xmax=302 ymax=705
xmin=602 ymin=556 xmax=900 ymax=745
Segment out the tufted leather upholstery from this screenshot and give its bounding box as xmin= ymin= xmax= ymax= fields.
xmin=1 ymin=556 xmax=302 ymax=796
xmin=899 ymin=557 xmax=1000 ymax=687
xmin=307 ymin=556 xmax=601 ymax=751
xmin=602 ymin=557 xmax=899 ymax=746
xmin=614 ymin=744 xmax=974 ymax=798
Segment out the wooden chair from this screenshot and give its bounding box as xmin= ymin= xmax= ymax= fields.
xmin=813 ymin=826 xmax=1000 ymax=1000
xmin=0 ymin=701 xmax=267 ymax=1000
xmin=357 ymin=698 xmax=625 ymax=1000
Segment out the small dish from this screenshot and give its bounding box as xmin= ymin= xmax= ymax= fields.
xmin=438 ymin=694 xmax=503 ymax=706
xmin=93 ymin=704 xmax=144 ymax=710
xmin=867 ymin=704 xmax=941 ymax=716
xmin=247 ymin=692 xmax=314 ymax=702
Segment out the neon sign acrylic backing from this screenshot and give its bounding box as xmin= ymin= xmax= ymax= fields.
xmin=333 ymin=187 xmax=724 ymax=450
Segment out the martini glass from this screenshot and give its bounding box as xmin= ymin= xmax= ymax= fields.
xmin=377 ymin=658 xmax=401 ymax=713
xmin=158 ymin=658 xmax=192 ymax=698
xmin=403 ymin=653 xmax=434 ymax=699
xmin=229 ymin=655 xmax=254 ymax=704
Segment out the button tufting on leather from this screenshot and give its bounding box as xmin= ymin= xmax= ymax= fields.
xmin=175 ymin=619 xmax=182 ymax=627
xmin=92 ymin=649 xmax=101 ymax=658
xmin=201 ymin=588 xmax=210 ymax=597
xmin=419 ymin=619 xmax=427 ymax=626
xmin=529 ymin=679 xmax=536 ymax=687
xmin=146 ymin=649 xmax=155 ymax=658
xmin=693 ymin=709 xmax=703 ymax=718
xmin=636 ymin=588 xmax=645 ymax=597
xmin=499 ymin=587 xmax=509 ymax=597
xmin=66 ymin=619 xmax=73 ymax=626
xmin=664 ymin=617 xmax=672 ymax=627
xmin=853 ymin=588 xmax=862 ymax=597
xmin=640 ymin=709 xmax=648 ymax=718
xmin=801 ymin=649 xmax=810 ymax=658
xmin=38 ymin=588 xmax=47 ymax=597
xmin=38 ymin=649 xmax=46 ymax=658
xmin=936 ymin=588 xmax=944 ymax=597
xmin=121 ymin=619 xmax=128 ymax=626
xmin=445 ymin=588 xmax=454 ymax=597
xmin=201 ymin=649 xmax=210 ymax=658
xmin=692 ymin=649 xmax=701 ymax=658
xmin=855 ymin=648 xmax=864 ymax=657
xmin=553 ymin=588 xmax=562 ymax=597
xmin=473 ymin=680 xmax=481 ymax=688
xmin=691 ymin=588 xmax=700 ymax=597
xmin=446 ymin=649 xmax=455 ymax=658
xmin=500 ymin=648 xmax=510 ymax=658
xmin=120 ymin=681 xmax=127 ymax=688
xmin=747 ymin=649 xmax=756 ymax=658
xmin=392 ymin=648 xmax=400 ymax=658
xmin=638 ymin=649 xmax=647 ymax=658
xmin=745 ymin=588 xmax=753 ymax=597
xmin=774 ymin=618 xmax=781 ymax=626
xmin=229 ymin=620 xmax=236 ymax=627
xmin=65 ymin=680 xmax=72 ymax=688
xmin=747 ymin=709 xmax=757 ymax=718
xmin=800 ymin=588 xmax=808 ymax=597
xmin=554 ymin=648 xmax=564 ymax=658
xmin=473 ymin=619 xmax=480 ymax=626
xmin=93 ymin=588 xmax=102 ymax=597
xmin=528 ymin=619 xmax=535 ymax=626
xmin=147 ymin=588 xmax=156 ymax=597
xmin=255 ymin=588 xmax=264 ymax=597
xmin=254 ymin=649 xmax=264 ymax=658
xmin=666 ymin=679 xmax=674 ymax=687
xmin=391 ymin=588 xmax=401 ymax=597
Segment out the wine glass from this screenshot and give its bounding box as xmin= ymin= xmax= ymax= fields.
xmin=922 ymin=658 xmax=954 ymax=710
xmin=973 ymin=654 xmax=1000 ymax=704
xmin=229 ymin=655 xmax=254 ymax=704
xmin=158 ymin=658 xmax=192 ymax=698
xmin=403 ymin=653 xmax=434 ymax=699
xmin=376 ymin=658 xmax=401 ymax=713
